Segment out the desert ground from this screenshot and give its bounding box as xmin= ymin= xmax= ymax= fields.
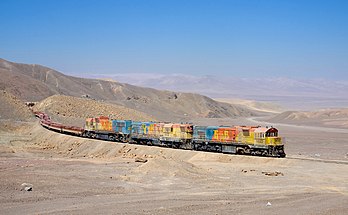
xmin=0 ymin=59 xmax=347 ymax=214
xmin=0 ymin=116 xmax=347 ymax=215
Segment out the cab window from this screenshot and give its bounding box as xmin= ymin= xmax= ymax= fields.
xmin=243 ymin=130 xmax=250 ymax=136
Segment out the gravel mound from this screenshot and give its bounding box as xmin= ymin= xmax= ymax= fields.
xmin=0 ymin=90 xmax=33 ymax=121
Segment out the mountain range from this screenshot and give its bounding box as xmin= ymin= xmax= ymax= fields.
xmin=91 ymin=73 xmax=348 ymax=110
xmin=0 ymin=58 xmax=254 ymax=121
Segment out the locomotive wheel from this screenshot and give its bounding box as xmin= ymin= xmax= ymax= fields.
xmin=216 ymin=145 xmax=222 ymax=152
xmin=262 ymin=150 xmax=269 ymax=156
xmin=108 ymin=135 xmax=115 ymax=141
xmin=119 ymin=136 xmax=124 ymax=142
xmin=237 ymin=148 xmax=245 ymax=155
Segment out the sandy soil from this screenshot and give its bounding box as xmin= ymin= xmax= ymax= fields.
xmin=0 ymin=118 xmax=347 ymax=215
xmin=1 ymin=58 xmax=347 ymax=214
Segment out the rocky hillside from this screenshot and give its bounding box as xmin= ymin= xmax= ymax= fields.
xmin=104 ymin=86 xmax=254 ymax=121
xmin=0 ymin=58 xmax=255 ymax=121
xmin=33 ymin=95 xmax=156 ymax=126
xmin=0 ymin=90 xmax=33 ymax=121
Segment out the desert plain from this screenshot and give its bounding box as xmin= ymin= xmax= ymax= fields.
xmin=1 ymin=113 xmax=347 ymax=214
xmin=0 ymin=59 xmax=347 ymax=214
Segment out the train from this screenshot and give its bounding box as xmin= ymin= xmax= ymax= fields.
xmin=35 ymin=112 xmax=286 ymax=158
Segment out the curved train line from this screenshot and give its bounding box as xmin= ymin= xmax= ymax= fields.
xmin=34 ymin=111 xmax=348 ymax=165
xmin=34 ymin=111 xmax=288 ymax=158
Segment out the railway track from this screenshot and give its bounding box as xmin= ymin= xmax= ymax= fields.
xmin=286 ymin=156 xmax=348 ymax=165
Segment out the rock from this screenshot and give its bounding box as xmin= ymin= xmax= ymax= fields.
xmin=135 ymin=157 xmax=148 ymax=163
xmin=21 ymin=183 xmax=33 ymax=191
xmin=262 ymin=171 xmax=284 ymax=176
xmin=266 ymin=202 xmax=272 ymax=206
xmin=25 ymin=186 xmax=32 ymax=191
xmin=241 ymin=169 xmax=256 ymax=173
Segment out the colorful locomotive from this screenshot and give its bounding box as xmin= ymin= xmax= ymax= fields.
xmin=81 ymin=116 xmax=285 ymax=157
xmin=36 ymin=111 xmax=285 ymax=157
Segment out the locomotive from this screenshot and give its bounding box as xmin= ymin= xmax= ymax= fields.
xmin=37 ymin=113 xmax=286 ymax=158
xmin=82 ymin=116 xmax=285 ymax=157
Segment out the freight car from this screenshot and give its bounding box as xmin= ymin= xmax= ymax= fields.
xmin=35 ymin=112 xmax=285 ymax=157
xmin=34 ymin=111 xmax=83 ymax=135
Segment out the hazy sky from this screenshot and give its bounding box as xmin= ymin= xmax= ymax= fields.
xmin=1 ymin=0 xmax=347 ymax=79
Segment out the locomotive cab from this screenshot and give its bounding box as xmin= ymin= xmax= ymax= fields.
xmin=254 ymin=127 xmax=282 ymax=145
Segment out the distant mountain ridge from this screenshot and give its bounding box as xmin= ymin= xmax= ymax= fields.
xmin=268 ymin=109 xmax=348 ymax=129
xmin=0 ymin=58 xmax=254 ymax=121
xmin=94 ymin=73 xmax=348 ymax=98
xmin=90 ymin=73 xmax=348 ymax=110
